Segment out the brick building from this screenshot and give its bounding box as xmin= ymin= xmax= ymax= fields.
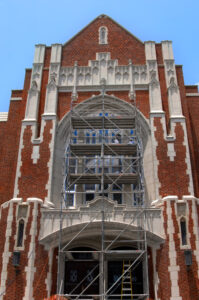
xmin=0 ymin=14 xmax=199 ymax=300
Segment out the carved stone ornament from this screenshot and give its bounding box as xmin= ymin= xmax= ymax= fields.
xmin=71 ymin=91 xmax=78 ymax=102
xmin=129 ymin=89 xmax=136 ymax=101
xmin=50 ymin=72 xmax=57 ymax=82
xmin=168 ymin=76 xmax=178 ymax=93
xmin=47 ymin=73 xmax=57 ymax=91
xmin=149 ymin=70 xmax=159 ymax=88
xmin=30 ymin=80 xmax=38 ymax=91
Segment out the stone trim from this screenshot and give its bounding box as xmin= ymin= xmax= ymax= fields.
xmin=14 ymin=202 xmax=30 ymax=251
xmin=14 ymin=125 xmax=26 ymax=197
xmin=186 ymin=93 xmax=199 ymax=97
xmin=0 ymin=112 xmax=8 ymax=122
xmin=10 ymin=97 xmax=22 ymax=101
xmin=165 ymin=197 xmax=182 ymax=300
xmin=0 ymin=202 xmax=14 ymax=297
xmin=23 ymin=200 xmax=40 ymax=300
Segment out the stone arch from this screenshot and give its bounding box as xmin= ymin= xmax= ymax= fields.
xmin=51 ymin=94 xmax=154 ymax=207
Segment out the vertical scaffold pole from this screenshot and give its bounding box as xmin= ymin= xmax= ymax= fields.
xmin=100 ymin=78 xmax=106 ymax=300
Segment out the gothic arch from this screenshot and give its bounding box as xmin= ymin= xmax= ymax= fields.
xmin=51 ymin=94 xmax=154 ymax=207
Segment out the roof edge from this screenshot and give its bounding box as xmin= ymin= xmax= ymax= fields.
xmin=63 ymin=14 xmax=143 ymax=47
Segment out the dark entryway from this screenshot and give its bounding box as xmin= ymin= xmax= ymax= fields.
xmin=64 ymin=247 xmax=99 ymax=296
xmin=108 ymin=261 xmax=143 ymax=299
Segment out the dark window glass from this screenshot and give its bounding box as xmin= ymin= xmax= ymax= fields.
xmin=113 ymin=194 xmax=122 ymax=204
xmin=17 ymin=219 xmax=24 ymax=247
xmin=180 ymin=218 xmax=187 ymax=245
xmin=86 ymin=132 xmax=90 ymax=144
xmin=113 ymin=184 xmax=122 ymax=191
xmin=66 ymin=194 xmax=74 ymax=206
xmin=92 ymin=133 xmax=96 ymax=144
xmin=86 ymin=193 xmax=94 ymax=202
xmin=85 ymin=184 xmax=95 ymax=191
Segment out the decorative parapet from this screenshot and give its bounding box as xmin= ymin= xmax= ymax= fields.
xmin=59 ymin=52 xmax=148 ymax=89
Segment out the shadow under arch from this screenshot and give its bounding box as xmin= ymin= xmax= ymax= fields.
xmin=51 ymin=94 xmax=153 ymax=207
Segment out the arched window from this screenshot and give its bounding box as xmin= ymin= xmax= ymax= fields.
xmin=180 ymin=217 xmax=187 ymax=246
xmin=99 ymin=26 xmax=108 ymax=44
xmin=17 ymin=219 xmax=25 ymax=247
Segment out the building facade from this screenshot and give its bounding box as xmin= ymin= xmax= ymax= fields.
xmin=0 ymin=14 xmax=199 ymax=300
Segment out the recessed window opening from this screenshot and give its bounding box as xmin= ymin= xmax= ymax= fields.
xmin=180 ymin=217 xmax=187 ymax=246
xmin=17 ymin=219 xmax=25 ymax=247
xmin=99 ymin=26 xmax=108 ymax=44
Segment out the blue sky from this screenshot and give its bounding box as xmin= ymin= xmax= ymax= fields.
xmin=0 ymin=0 xmax=198 ymax=112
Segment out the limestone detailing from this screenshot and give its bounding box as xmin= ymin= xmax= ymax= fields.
xmin=0 ymin=202 xmax=13 ymax=297
xmin=145 ymin=41 xmax=163 ymax=113
xmin=40 ymin=200 xmax=163 ymax=244
xmin=181 ymin=122 xmax=194 ymax=195
xmin=45 ymin=247 xmax=53 ymax=297
xmin=167 ymin=143 xmax=176 ymax=161
xmin=59 ymin=52 xmax=148 ymax=88
xmin=25 ymin=45 xmax=45 ymax=121
xmin=44 ymin=44 xmax=62 ymax=115
xmin=44 ymin=119 xmax=56 ymax=207
xmin=165 ymin=196 xmax=182 ymax=300
xmin=31 ymin=145 xmax=40 ymax=164
xmin=23 ymin=198 xmax=42 ymax=300
xmin=150 ymin=117 xmax=160 ymax=199
xmin=10 ymin=97 xmax=22 ymax=101
xmin=14 ymin=124 xmax=26 ymax=198
xmin=185 ymin=196 xmax=199 ymax=278
xmin=0 ymin=112 xmax=8 ymax=122
xmin=176 ymin=200 xmax=190 ymax=249
xmin=162 ymin=41 xmax=183 ymax=118
xmin=14 ymin=202 xmax=30 ymax=251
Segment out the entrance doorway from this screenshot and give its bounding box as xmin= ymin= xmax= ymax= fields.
xmin=64 ymin=247 xmax=99 ymax=296
xmin=64 ymin=247 xmax=144 ymax=299
xmin=108 ymin=261 xmax=143 ymax=299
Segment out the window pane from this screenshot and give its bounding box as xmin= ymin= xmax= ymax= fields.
xmin=86 ymin=193 xmax=94 ymax=202
xmin=180 ymin=219 xmax=187 ymax=245
xmin=113 ymin=194 xmax=122 ymax=204
xmin=17 ymin=220 xmax=24 ymax=247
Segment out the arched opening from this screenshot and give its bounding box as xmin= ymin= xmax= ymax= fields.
xmin=99 ymin=26 xmax=108 ymax=44
xmin=52 ymin=95 xmax=153 ymax=208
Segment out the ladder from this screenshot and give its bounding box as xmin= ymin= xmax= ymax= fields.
xmin=121 ymin=261 xmax=133 ymax=300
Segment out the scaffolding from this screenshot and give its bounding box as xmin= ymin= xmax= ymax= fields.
xmin=57 ymin=80 xmax=149 ymax=300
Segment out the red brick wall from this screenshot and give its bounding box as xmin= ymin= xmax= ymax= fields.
xmin=32 ymin=206 xmax=49 ymax=299
xmin=186 ymin=96 xmax=199 ymax=197
xmin=44 ymin=47 xmax=51 ymax=68
xmin=0 ymin=69 xmax=31 ymax=205
xmin=0 ymin=201 xmax=49 ymax=300
xmin=176 ymin=66 xmax=199 ymax=197
xmin=155 ymin=44 xmax=163 ymax=65
xmin=185 ymin=85 xmax=198 ymax=94
xmin=154 ymin=118 xmax=190 ymax=198
xmin=17 ymin=121 xmax=52 ymax=200
xmin=61 ymin=16 xmax=145 ymax=67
